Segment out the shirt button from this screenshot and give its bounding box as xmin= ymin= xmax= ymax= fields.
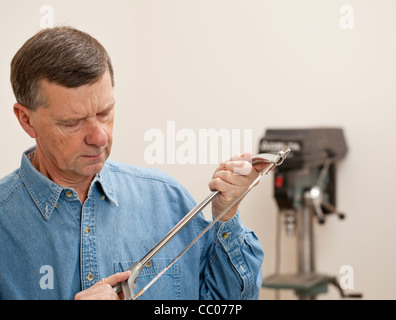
xmin=85 ymin=227 xmax=91 ymax=234
xmin=99 ymin=195 xmax=105 ymax=200
xmin=87 ymin=273 xmax=94 ymax=281
xmin=66 ymin=191 xmax=73 ymax=198
xmin=222 ymin=232 xmax=229 ymax=239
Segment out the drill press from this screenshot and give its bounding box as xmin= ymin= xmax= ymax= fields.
xmin=259 ymin=128 xmax=361 ymax=299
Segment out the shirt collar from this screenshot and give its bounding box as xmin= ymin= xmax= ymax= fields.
xmin=91 ymin=162 xmax=119 ymax=207
xmin=19 ymin=146 xmax=118 ymax=221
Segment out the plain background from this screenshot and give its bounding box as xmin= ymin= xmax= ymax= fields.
xmin=0 ymin=0 xmax=395 ymax=299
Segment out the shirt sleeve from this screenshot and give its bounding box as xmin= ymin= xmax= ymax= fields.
xmin=198 ymin=212 xmax=264 ymax=300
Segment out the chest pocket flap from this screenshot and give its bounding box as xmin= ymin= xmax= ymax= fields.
xmin=114 ymin=258 xmax=181 ymax=300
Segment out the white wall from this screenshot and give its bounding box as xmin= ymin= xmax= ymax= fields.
xmin=0 ymin=0 xmax=395 ymax=299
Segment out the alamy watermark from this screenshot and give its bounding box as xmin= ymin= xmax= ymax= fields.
xmin=39 ymin=5 xmax=54 ymax=29
xmin=339 ymin=264 xmax=354 ymax=290
xmin=39 ymin=265 xmax=54 ymax=290
xmin=143 ymin=121 xmax=253 ymax=165
xmin=339 ymin=5 xmax=354 ymax=30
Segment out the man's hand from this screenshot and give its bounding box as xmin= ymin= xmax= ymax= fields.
xmin=209 ymin=152 xmax=272 ymax=222
xmin=74 ymin=271 xmax=131 ymax=300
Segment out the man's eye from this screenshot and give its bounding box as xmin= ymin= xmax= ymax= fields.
xmin=98 ymin=113 xmax=110 ymax=120
xmin=63 ymin=121 xmax=81 ymax=128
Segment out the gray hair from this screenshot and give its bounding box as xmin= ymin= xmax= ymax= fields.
xmin=10 ymin=26 xmax=114 ymax=110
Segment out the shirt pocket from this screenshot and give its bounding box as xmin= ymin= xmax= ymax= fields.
xmin=114 ymin=258 xmax=181 ymax=300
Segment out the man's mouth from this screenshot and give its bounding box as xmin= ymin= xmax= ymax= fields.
xmin=82 ymin=151 xmax=105 ymax=160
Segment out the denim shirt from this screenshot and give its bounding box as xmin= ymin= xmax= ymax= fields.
xmin=0 ymin=147 xmax=264 ymax=300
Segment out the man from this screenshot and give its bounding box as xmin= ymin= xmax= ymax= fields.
xmin=0 ymin=26 xmax=265 ymax=300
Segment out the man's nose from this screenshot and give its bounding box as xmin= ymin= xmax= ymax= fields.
xmin=85 ymin=120 xmax=108 ymax=147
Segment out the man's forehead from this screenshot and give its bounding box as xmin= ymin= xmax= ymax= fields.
xmin=53 ymin=100 xmax=115 ymax=121
xmin=38 ymin=73 xmax=115 ymax=117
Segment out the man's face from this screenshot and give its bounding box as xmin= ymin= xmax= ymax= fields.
xmin=29 ymin=71 xmax=115 ymax=180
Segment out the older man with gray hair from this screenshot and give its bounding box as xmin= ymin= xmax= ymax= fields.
xmin=0 ymin=26 xmax=265 ymax=300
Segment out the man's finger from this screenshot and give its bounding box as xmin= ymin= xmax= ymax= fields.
xmin=99 ymin=270 xmax=131 ymax=287
xmin=225 ymin=160 xmax=253 ymax=176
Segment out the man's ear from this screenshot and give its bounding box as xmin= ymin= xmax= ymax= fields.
xmin=13 ymin=103 xmax=37 ymax=139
